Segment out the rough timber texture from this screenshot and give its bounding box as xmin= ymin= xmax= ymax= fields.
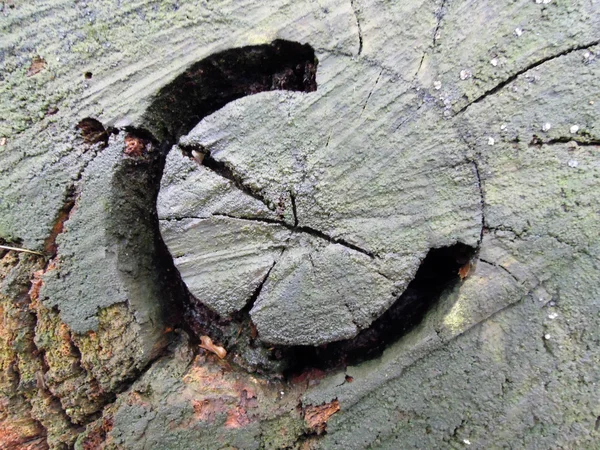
xmin=1 ymin=0 xmax=599 ymax=449
xmin=164 ymin=83 xmax=481 ymax=345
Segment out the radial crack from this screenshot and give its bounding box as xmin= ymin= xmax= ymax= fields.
xmin=360 ymin=69 xmax=383 ymax=117
xmin=290 ymin=191 xmax=299 ymax=227
xmin=456 ymin=39 xmax=600 ymax=115
xmin=349 ymin=0 xmax=364 ymax=55
xmin=166 ymin=212 xmax=377 ymax=258
xmin=432 ymin=0 xmax=448 ymax=46
xmin=529 ymin=135 xmax=600 ymax=147
xmin=471 ymin=159 xmax=485 ymax=245
xmin=245 ymin=260 xmax=278 ymax=312
xmin=295 ymin=224 xmax=376 ymax=258
xmin=414 ymin=52 xmax=426 ymax=78
xmin=478 ymin=258 xmax=521 ymax=285
xmin=181 ymin=143 xmax=276 ymax=213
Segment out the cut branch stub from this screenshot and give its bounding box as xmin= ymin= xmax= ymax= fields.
xmin=154 ymin=40 xmax=483 ymax=349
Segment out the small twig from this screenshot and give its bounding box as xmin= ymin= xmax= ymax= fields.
xmin=0 ymin=245 xmax=45 ymax=256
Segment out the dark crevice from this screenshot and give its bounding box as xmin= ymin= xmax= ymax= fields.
xmin=220 ymin=214 xmax=376 ymax=258
xmin=529 ymin=134 xmax=600 ymax=147
xmin=393 ymin=101 xmax=424 ymax=131
xmin=479 ymin=258 xmax=521 ymax=285
xmin=43 ymin=186 xmax=76 ymax=258
xmin=161 ymin=162 xmax=377 ymax=258
xmin=456 ymin=133 xmax=486 ymax=247
xmin=43 ymin=124 xmax=111 ymax=258
xmin=456 ymin=39 xmax=600 ymax=115
xmin=143 ymin=39 xmax=317 ymax=142
xmin=207 ymin=213 xmax=287 ymax=226
xmin=295 ymin=225 xmax=375 ymax=258
xmin=180 ymin=143 xmax=275 ymax=211
xmin=349 ymin=0 xmax=364 ymax=55
xmin=244 ymin=260 xmax=278 ymax=314
xmin=290 ymin=191 xmax=299 ymax=227
xmin=360 ymin=69 xmax=383 ymax=117
xmin=76 ymin=118 xmax=110 ymax=146
xmin=471 ymin=159 xmax=485 ymax=245
xmin=282 ymin=243 xmax=476 ymax=374
xmin=415 ymin=52 xmax=426 ymax=77
xmin=432 ymin=0 xmax=448 ymax=46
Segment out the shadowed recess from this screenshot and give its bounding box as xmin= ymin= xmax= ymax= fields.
xmin=143 ymin=39 xmax=317 ymax=141
xmin=281 ymin=243 xmax=477 ymax=374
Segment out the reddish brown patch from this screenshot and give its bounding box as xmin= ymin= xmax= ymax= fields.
xmin=290 ymin=367 xmax=326 ymax=386
xmin=29 ymin=272 xmax=44 ymax=304
xmin=80 ymin=416 xmax=113 ymax=450
xmin=43 ymin=198 xmax=76 ymax=256
xmin=224 ymin=387 xmax=258 ymax=428
xmin=125 ymin=392 xmax=152 ymax=409
xmin=0 ymin=421 xmax=48 ymax=450
xmin=249 ymin=321 xmax=258 ymax=339
xmin=26 ymin=56 xmax=47 ymax=77
xmin=239 ymin=389 xmax=258 ymax=409
xmin=192 ymin=398 xmax=227 ymax=423
xmin=304 ymin=400 xmax=340 ymax=435
xmin=183 ymin=360 xmax=261 ymax=431
xmin=29 ymin=260 xmax=57 ymax=306
xmin=458 ymin=262 xmax=472 ymax=280
xmin=225 ymin=406 xmax=250 ymax=428
xmin=124 ymin=135 xmax=148 ymax=157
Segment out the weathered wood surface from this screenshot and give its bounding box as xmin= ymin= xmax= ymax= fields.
xmin=1 ymin=0 xmax=599 ymax=449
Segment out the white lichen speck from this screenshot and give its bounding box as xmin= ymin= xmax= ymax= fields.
xmin=434 ymin=80 xmax=442 ymax=90
xmin=568 ymin=160 xmax=579 ymax=168
xmin=490 ymin=58 xmax=498 ymax=67
xmin=488 ymin=137 xmax=495 ymax=146
xmin=514 ymin=28 xmax=523 ymax=37
xmin=570 ymin=125 xmax=579 ymax=134
xmin=542 ymin=122 xmax=551 ymax=132
xmin=460 ymin=69 xmax=472 ymax=80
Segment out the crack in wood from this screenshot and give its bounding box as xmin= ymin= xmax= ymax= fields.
xmin=349 ymin=0 xmax=364 ymax=55
xmin=529 ymin=135 xmax=600 ymax=147
xmin=162 ymin=212 xmax=377 ymax=258
xmin=456 ymin=39 xmax=600 ymax=115
xmin=432 ymin=0 xmax=448 ymax=46
xmin=360 ymin=68 xmax=383 ymax=117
